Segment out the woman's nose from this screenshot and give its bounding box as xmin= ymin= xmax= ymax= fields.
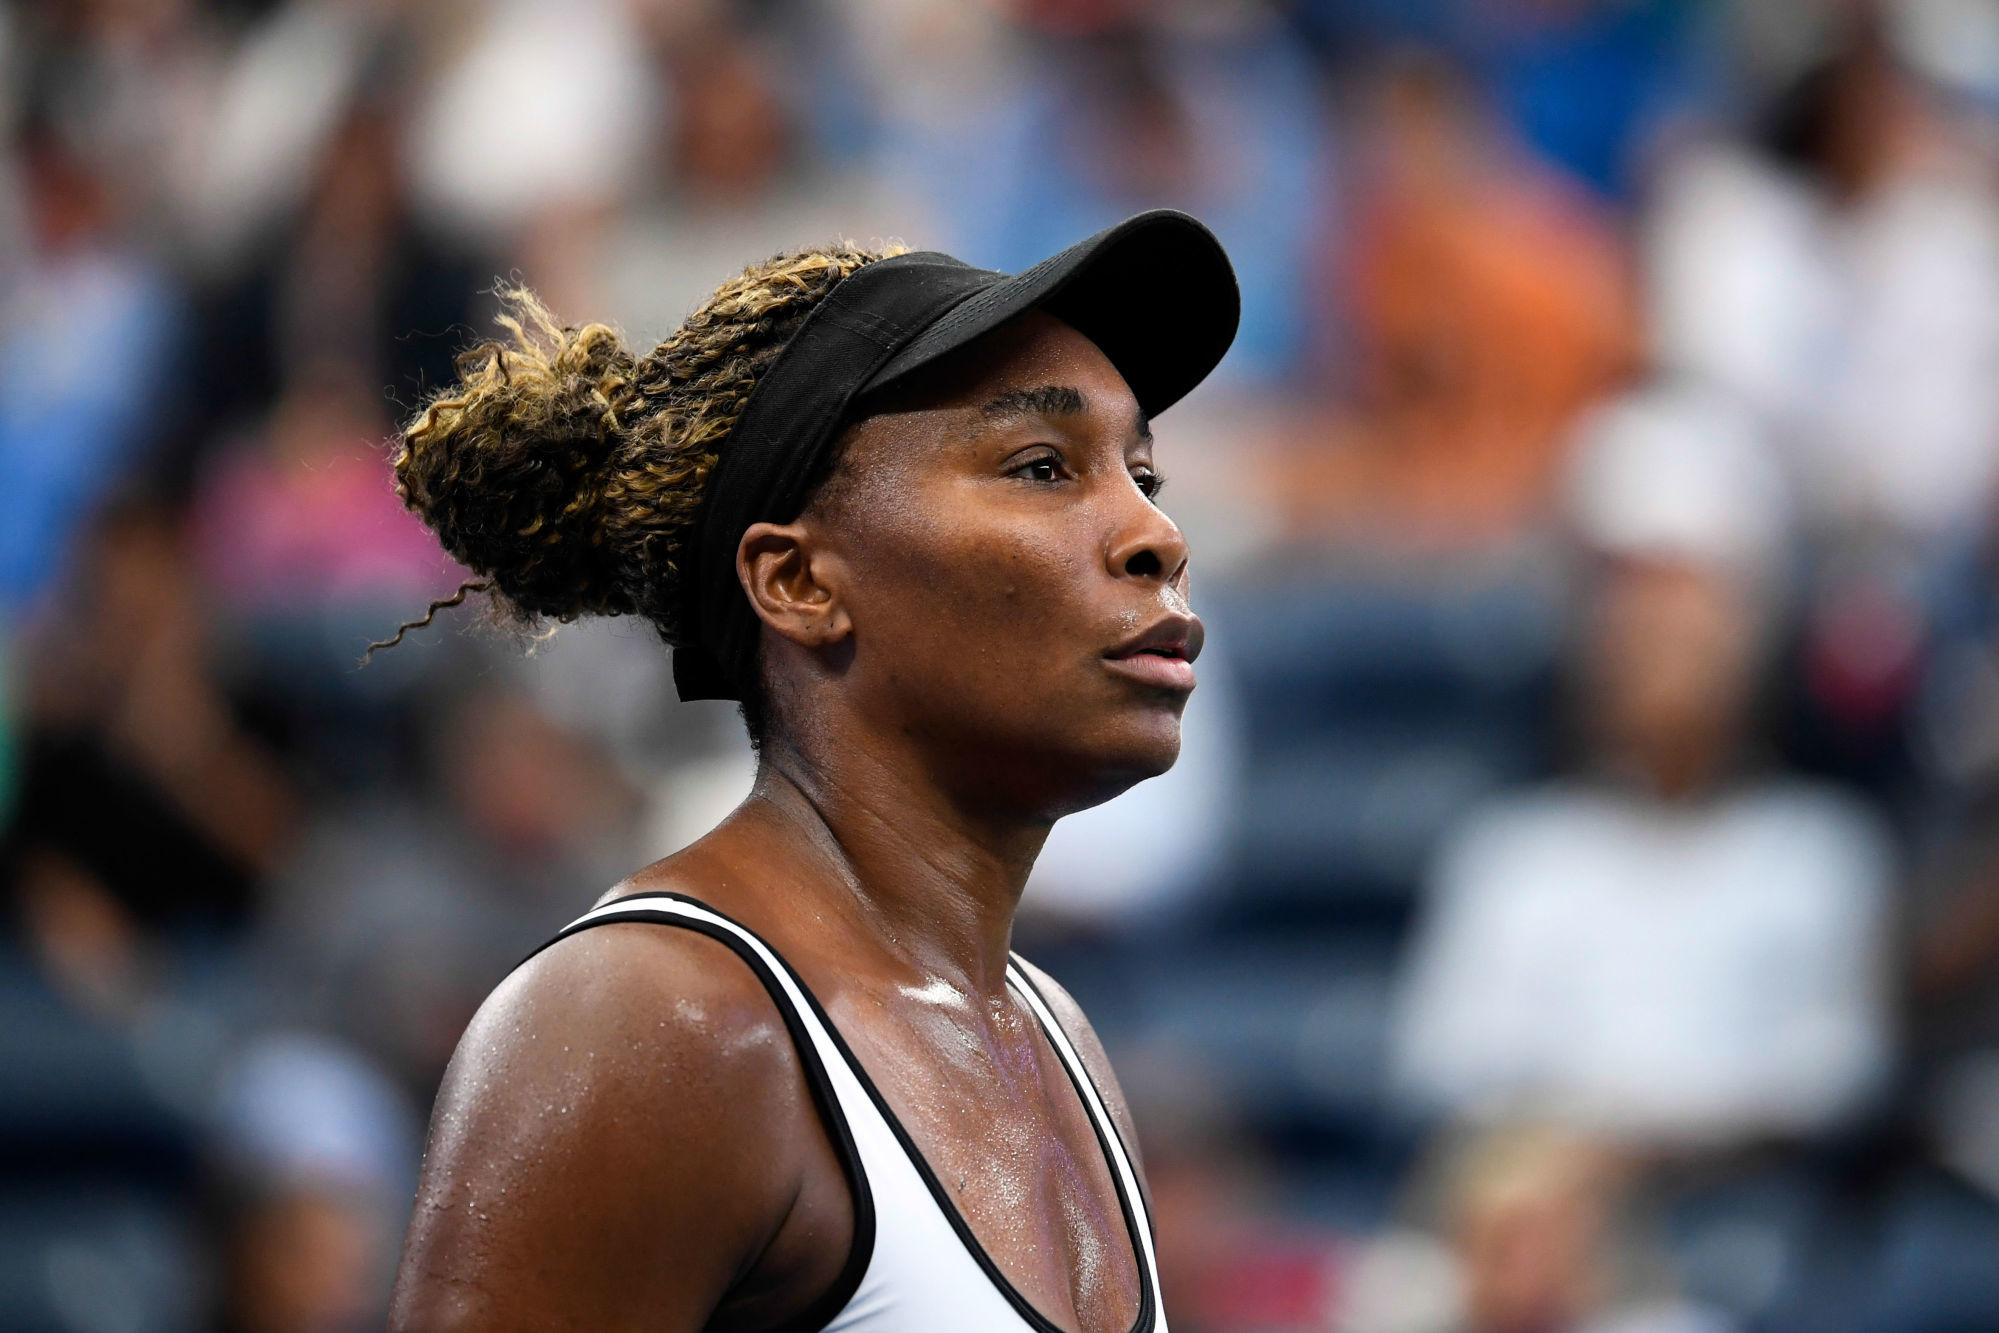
xmin=1107 ymin=499 xmax=1189 ymax=585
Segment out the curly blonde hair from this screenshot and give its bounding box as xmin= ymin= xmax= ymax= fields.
xmin=381 ymin=243 xmax=905 ymax=654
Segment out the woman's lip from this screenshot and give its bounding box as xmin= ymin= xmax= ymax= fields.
xmin=1108 ymin=614 xmax=1204 ymax=663
xmin=1103 ymin=651 xmax=1197 ymax=692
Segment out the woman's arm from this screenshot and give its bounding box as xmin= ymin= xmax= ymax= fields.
xmin=389 ymin=923 xmax=853 ymax=1332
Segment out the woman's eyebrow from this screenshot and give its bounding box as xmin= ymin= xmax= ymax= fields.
xmin=979 ymin=385 xmax=1085 ymax=420
xmin=977 ymin=384 xmax=1151 ymax=440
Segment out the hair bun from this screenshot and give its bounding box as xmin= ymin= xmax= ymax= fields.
xmin=389 ymin=245 xmax=900 ymax=679
xmin=395 ymin=291 xmax=640 ymax=623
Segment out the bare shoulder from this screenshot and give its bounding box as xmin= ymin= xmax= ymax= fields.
xmin=1011 ymin=955 xmax=1149 ymax=1181
xmin=391 ymin=915 xmax=821 ymax=1331
xmin=440 ymin=916 xmax=802 ymax=1132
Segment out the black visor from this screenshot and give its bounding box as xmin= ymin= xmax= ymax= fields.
xmin=674 ymin=208 xmax=1240 ymax=703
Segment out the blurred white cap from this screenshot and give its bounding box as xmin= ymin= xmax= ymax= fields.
xmin=1892 ymin=0 xmax=1999 ymax=106
xmin=1564 ymin=381 xmax=1793 ymax=582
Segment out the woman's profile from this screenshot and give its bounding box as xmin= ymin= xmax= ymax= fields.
xmin=387 ymin=210 xmax=1239 ymax=1332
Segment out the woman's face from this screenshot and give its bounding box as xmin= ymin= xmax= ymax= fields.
xmin=788 ymin=311 xmax=1200 ymax=819
xmin=1582 ymin=556 xmax=1758 ymax=796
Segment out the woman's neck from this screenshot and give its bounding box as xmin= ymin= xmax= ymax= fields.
xmin=741 ymin=733 xmax=1051 ymax=999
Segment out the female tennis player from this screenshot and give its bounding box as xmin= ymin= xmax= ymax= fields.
xmin=387 ymin=210 xmax=1238 ymax=1333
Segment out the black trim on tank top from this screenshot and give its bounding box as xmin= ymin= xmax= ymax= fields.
xmin=1006 ymin=960 xmax=1163 ymax=1277
xmin=533 ymin=904 xmax=877 ymax=1333
xmin=582 ymin=891 xmax=1159 ymax=1333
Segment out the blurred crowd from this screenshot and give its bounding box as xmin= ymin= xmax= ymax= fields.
xmin=7 ymin=0 xmax=1999 ymax=1330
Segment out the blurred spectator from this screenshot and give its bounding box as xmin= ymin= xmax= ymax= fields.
xmin=405 ymin=0 xmax=657 ymax=250
xmin=1269 ymin=56 xmax=1637 ymax=549
xmin=192 ymin=368 xmax=451 ymax=617
xmin=1903 ymin=523 xmax=1999 ymax=1262
xmin=186 ymin=102 xmax=494 ymax=465
xmin=655 ymin=12 xmax=792 ymax=206
xmin=256 ymin=684 xmax=642 ymax=1095
xmin=208 ymin=1032 xmax=418 ymax=1333
xmin=0 ymin=113 xmax=183 ymax=615
xmin=5 ymin=497 xmax=297 ymax=1016
xmin=1295 ymin=0 xmax=1720 ymax=201
xmin=1343 ymin=1124 xmax=1728 ymax=1333
xmin=1390 ymin=383 xmax=1894 ymax=1146
xmin=17 ymin=0 xmax=219 ymax=253
xmin=1460 ymin=0 xmax=1720 ymax=202
xmin=1644 ymin=10 xmax=1999 ymax=814
xmin=1122 ymin=1053 xmax=1345 ymax=1333
xmin=599 ymin=6 xmax=918 ymax=347
xmin=1646 ymin=12 xmax=1999 ymax=546
xmin=179 ymin=0 xmax=390 ymax=273
xmin=186 ymin=365 xmax=464 ymax=790
xmin=406 ymin=0 xmax=658 ymax=317
xmin=870 ymin=4 xmax=1327 ymax=384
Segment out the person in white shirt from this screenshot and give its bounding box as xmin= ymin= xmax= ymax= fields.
xmin=1390 ymin=382 xmax=1895 ymax=1147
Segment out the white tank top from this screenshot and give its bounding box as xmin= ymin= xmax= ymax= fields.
xmin=546 ymin=892 xmax=1167 ymax=1333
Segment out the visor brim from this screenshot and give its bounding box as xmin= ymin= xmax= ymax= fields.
xmin=861 ymin=209 xmax=1241 ymax=418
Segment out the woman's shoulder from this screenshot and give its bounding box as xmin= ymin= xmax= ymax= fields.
xmin=507 ymin=900 xmax=787 ymax=1049
xmin=454 ymin=877 xmax=806 ymax=1138
xmin=392 ymin=878 xmax=827 ymax=1327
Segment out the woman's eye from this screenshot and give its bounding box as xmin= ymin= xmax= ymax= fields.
xmin=1134 ymin=470 xmax=1165 ymax=500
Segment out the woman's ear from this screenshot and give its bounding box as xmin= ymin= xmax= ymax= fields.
xmin=737 ymin=521 xmax=853 ymax=650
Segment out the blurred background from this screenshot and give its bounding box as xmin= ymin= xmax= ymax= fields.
xmin=8 ymin=0 xmax=1999 ymax=1329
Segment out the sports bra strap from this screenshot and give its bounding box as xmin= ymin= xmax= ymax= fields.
xmin=537 ymin=891 xmax=1166 ymax=1333
xmin=1005 ymin=961 xmax=1163 ymax=1289
xmin=536 ymin=893 xmax=879 ymax=1330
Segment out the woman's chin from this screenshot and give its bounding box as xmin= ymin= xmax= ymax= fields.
xmin=1054 ymin=723 xmax=1183 ymax=813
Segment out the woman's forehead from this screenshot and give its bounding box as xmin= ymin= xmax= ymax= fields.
xmin=866 ymin=310 xmax=1138 ymax=421
xmin=823 ymin=314 xmax=1148 ymax=497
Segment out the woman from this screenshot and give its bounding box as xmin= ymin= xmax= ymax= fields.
xmin=388 ymin=210 xmax=1239 ymax=1332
